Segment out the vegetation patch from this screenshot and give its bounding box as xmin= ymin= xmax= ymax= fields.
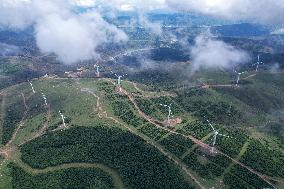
xmin=135 ymin=96 xmax=183 ymax=121
xmin=138 ymin=123 xmax=169 ymax=140
xmin=240 ymin=139 xmax=284 ymax=177
xmin=8 ymin=163 xmax=115 ymax=189
xmin=176 ymin=89 xmax=242 ymax=125
xmin=183 ymin=149 xmax=231 ymax=180
xmin=20 ymin=127 xmax=195 ymax=189
xmin=177 ymin=120 xmax=212 ymax=140
xmin=159 ymin=134 xmax=195 ymax=157
xmin=223 ymin=164 xmax=273 ymax=189
xmin=1 ymin=94 xmax=26 ymax=144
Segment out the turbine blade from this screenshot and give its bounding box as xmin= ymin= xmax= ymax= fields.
xmin=206 ymin=119 xmax=216 ymax=131
xmin=218 ymin=133 xmax=232 ymax=138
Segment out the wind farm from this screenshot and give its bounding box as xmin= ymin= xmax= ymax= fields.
xmin=0 ymin=1 xmax=284 ymax=189
xmin=0 ymin=61 xmax=283 ymax=189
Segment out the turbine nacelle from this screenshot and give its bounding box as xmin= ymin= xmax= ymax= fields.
xmin=234 ymin=70 xmax=246 ymax=86
xmin=235 ymin=70 xmax=245 ymax=75
xmin=205 ymin=119 xmax=234 ymax=153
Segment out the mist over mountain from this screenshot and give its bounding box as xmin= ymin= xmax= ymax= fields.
xmin=0 ymin=1 xmax=284 ymax=189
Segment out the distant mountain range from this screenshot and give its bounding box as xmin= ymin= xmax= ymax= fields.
xmin=0 ymin=43 xmax=21 ymax=56
xmin=211 ymin=23 xmax=270 ymax=37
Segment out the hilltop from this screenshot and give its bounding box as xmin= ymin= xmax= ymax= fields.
xmin=0 ymin=64 xmax=283 ymax=188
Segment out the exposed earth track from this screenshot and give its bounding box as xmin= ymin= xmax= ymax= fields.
xmin=6 ymin=93 xmax=29 ymax=147
xmin=19 ymin=104 xmax=52 ymax=146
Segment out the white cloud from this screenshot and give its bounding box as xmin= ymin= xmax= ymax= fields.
xmin=35 ymin=14 xmax=96 ymax=64
xmin=166 ymin=0 xmax=284 ymax=24
xmin=101 ymin=0 xmax=167 ymax=11
xmin=190 ymin=34 xmax=249 ymax=72
xmin=0 ymin=0 xmax=127 ymax=64
xmin=36 ymin=11 xmax=128 ymax=64
xmin=72 ymin=0 xmax=96 ymax=7
xmin=71 ymin=0 xmax=284 ymax=25
xmin=0 ymin=0 xmax=34 ymax=29
xmin=70 ymin=0 xmax=284 ymax=25
xmin=138 ymin=14 xmax=163 ymax=36
xmin=1 ymin=0 xmax=282 ymax=65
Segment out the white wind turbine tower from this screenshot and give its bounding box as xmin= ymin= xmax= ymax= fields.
xmin=206 ymin=119 xmax=233 ymax=153
xmin=28 ymin=80 xmax=36 ymax=94
xmin=253 ymin=55 xmax=264 ymax=72
xmin=41 ymin=93 xmax=48 ymax=106
xmin=111 ymin=71 xmax=127 ymax=92
xmin=234 ymin=70 xmax=245 ymax=86
xmin=59 ymin=111 xmax=67 ymax=129
xmin=95 ymin=65 xmax=100 ymax=77
xmin=160 ymin=103 xmax=173 ymax=126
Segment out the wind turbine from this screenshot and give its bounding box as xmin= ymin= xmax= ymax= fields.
xmin=59 ymin=111 xmax=67 ymax=129
xmin=205 ymin=119 xmax=233 ymax=153
xmin=252 ymin=55 xmax=264 ymax=72
xmin=111 ymin=71 xmax=127 ymax=92
xmin=160 ymin=103 xmax=173 ymax=126
xmin=95 ymin=65 xmax=100 ymax=77
xmin=28 ymin=80 xmax=35 ymax=93
xmin=227 ymin=103 xmax=232 ymax=116
xmin=41 ymin=93 xmax=47 ymax=106
xmin=234 ymin=70 xmax=245 ymax=86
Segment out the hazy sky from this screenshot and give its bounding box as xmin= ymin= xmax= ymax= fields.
xmin=0 ymin=0 xmax=283 ymax=65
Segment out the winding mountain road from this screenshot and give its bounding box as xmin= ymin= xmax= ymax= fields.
xmin=105 ymin=78 xmax=277 ymax=189
xmin=80 ymin=84 xmax=206 ymax=189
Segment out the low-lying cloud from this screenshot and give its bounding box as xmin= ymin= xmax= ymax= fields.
xmin=190 ymin=34 xmax=250 ymax=72
xmin=76 ymin=0 xmax=284 ymax=25
xmin=0 ymin=0 xmax=128 ymax=64
xmin=138 ymin=14 xmax=163 ymax=36
xmin=93 ymin=0 xmax=167 ymax=12
xmin=166 ymin=0 xmax=284 ymax=24
xmin=35 ymin=11 xmax=127 ymax=64
xmin=0 ymin=0 xmax=282 ymax=64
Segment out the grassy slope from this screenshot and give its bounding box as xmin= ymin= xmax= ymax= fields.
xmin=0 ymin=78 xmax=196 ymax=189
xmin=1 ymin=70 xmax=284 ymax=188
xmin=130 ymin=69 xmax=284 ymax=188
